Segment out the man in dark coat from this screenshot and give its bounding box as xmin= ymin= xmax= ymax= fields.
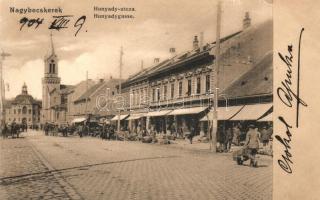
xmin=225 ymin=127 xmax=233 ymax=152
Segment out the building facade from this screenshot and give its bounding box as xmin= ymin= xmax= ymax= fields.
xmin=4 ymin=83 xmax=41 ymax=126
xmin=118 ymin=14 xmax=273 ymax=136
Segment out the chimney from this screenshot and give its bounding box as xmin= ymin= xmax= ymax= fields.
xmin=243 ymin=12 xmax=251 ymax=29
xmin=199 ymin=32 xmax=204 ymax=50
xmin=99 ymin=78 xmax=104 ymax=83
xmin=193 ymin=35 xmax=199 ymax=49
xmin=154 ymin=58 xmax=160 ymax=63
xmin=169 ymin=48 xmax=176 ymax=57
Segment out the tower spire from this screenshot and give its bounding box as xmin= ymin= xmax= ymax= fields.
xmin=50 ymin=32 xmax=55 ymax=55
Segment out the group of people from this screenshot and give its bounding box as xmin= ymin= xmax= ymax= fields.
xmin=0 ymin=120 xmax=27 ymax=139
xmin=217 ymin=123 xmax=273 ymax=153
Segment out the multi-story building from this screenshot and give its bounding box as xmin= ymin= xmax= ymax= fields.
xmin=4 ymin=83 xmax=41 ymax=127
xmin=118 ymin=13 xmax=273 ymax=136
xmin=72 ymin=77 xmax=123 ymax=123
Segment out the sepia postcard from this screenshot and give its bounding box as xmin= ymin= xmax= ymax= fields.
xmin=0 ymin=0 xmax=319 ymax=199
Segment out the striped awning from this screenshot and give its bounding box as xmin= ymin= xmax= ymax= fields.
xmin=258 ymin=112 xmax=273 ymax=122
xmin=126 ymin=113 xmax=146 ymax=120
xmin=71 ymin=117 xmax=87 ymax=123
xmin=200 ymin=105 xmax=245 ymax=121
xmin=168 ymin=107 xmax=208 ymax=116
xmin=111 ymin=115 xmax=129 ymax=121
xmin=146 ymin=110 xmax=173 ymax=117
xmin=230 ymin=103 xmax=273 ymax=121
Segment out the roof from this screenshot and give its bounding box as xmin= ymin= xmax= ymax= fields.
xmin=75 ymin=81 xmax=105 ymax=103
xmin=60 ymin=84 xmax=75 ymax=94
xmin=222 ymin=52 xmax=273 ymax=99
xmin=122 ymin=19 xmax=273 ymax=88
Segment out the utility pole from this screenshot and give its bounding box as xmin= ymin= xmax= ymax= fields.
xmin=85 ymin=70 xmax=89 ymax=114
xmin=117 ymin=46 xmax=123 ymax=140
xmin=0 ymin=50 xmax=11 ymax=126
xmin=210 ymin=0 xmax=221 ymax=152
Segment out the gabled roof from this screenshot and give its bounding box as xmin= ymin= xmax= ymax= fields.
xmin=221 ymin=52 xmax=273 ymax=99
xmin=60 ymin=84 xmax=75 ymax=95
xmin=122 ymin=19 xmax=272 ymax=88
xmin=74 ymin=81 xmax=106 ymax=103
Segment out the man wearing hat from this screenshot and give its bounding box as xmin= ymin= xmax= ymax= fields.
xmin=260 ymin=125 xmax=269 ymax=146
xmin=245 ymin=124 xmax=260 ymax=167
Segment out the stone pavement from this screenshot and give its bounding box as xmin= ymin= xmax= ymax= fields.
xmin=0 ymin=130 xmax=272 ymax=200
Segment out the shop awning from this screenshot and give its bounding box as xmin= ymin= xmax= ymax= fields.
xmin=230 ymin=103 xmax=273 ymax=121
xmin=146 ymin=110 xmax=173 ymax=117
xmin=200 ymin=105 xmax=245 ymax=121
xmin=71 ymin=117 xmax=87 ymax=123
xmin=168 ymin=107 xmax=208 ymax=116
xmin=126 ymin=113 xmax=145 ymax=120
xmin=258 ymin=112 xmax=273 ymax=122
xmin=111 ymin=114 xmax=129 ymax=121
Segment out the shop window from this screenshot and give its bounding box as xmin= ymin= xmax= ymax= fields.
xmin=196 ymin=77 xmax=201 ymax=94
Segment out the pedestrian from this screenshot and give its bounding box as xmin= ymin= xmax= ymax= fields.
xmin=260 ymin=125 xmax=269 ymax=146
xmin=44 ymin=123 xmax=49 ymax=136
xmin=225 ymin=127 xmax=233 ymax=152
xmin=78 ymin=124 xmax=83 ymax=138
xmin=216 ymin=124 xmax=225 ymax=152
xmin=267 ymin=124 xmax=273 ymax=140
xmin=188 ymin=125 xmax=195 ymax=144
xmin=245 ymin=124 xmax=261 ymax=167
xmin=2 ymin=123 xmax=8 ymax=139
xmin=232 ymin=125 xmax=241 ymax=146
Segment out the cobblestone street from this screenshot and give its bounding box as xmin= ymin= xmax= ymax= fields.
xmin=0 ymin=131 xmax=272 ymax=200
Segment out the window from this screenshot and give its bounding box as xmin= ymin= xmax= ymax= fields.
xmin=22 ymin=106 xmax=27 ymax=114
xmin=178 ymin=82 xmax=183 ymax=97
xmin=29 ymin=118 xmax=31 ymax=121
xmin=28 ymin=109 xmax=32 ymax=114
xmin=171 ymin=83 xmax=174 ymax=99
xmin=187 ymin=79 xmax=192 ymax=96
xmin=18 ymin=109 xmax=21 ymax=114
xmin=152 ymin=88 xmax=156 ymax=102
xmin=14 ymin=109 xmax=16 ymax=114
xmin=206 ymin=75 xmax=210 ymax=93
xmin=196 ymin=77 xmax=201 ymax=94
xmin=163 ymin=85 xmax=167 ymax=100
xmin=52 ymin=64 xmax=56 ymax=73
xmin=157 ymin=88 xmax=160 ymax=102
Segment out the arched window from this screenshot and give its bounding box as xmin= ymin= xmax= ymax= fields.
xmin=22 ymin=106 xmax=27 ymax=114
xmin=49 ymin=63 xmax=52 ymax=73
xmin=52 ymin=64 xmax=55 ymax=73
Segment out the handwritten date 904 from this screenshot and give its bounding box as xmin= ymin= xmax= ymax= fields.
xmin=19 ymin=15 xmax=86 ymax=36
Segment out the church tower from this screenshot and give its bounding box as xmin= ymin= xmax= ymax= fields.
xmin=41 ymin=33 xmax=61 ymax=123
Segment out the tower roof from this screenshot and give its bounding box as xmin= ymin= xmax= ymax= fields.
xmin=45 ymin=32 xmax=57 ymax=60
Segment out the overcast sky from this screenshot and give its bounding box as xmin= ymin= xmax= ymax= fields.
xmin=0 ymin=0 xmax=272 ymax=99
